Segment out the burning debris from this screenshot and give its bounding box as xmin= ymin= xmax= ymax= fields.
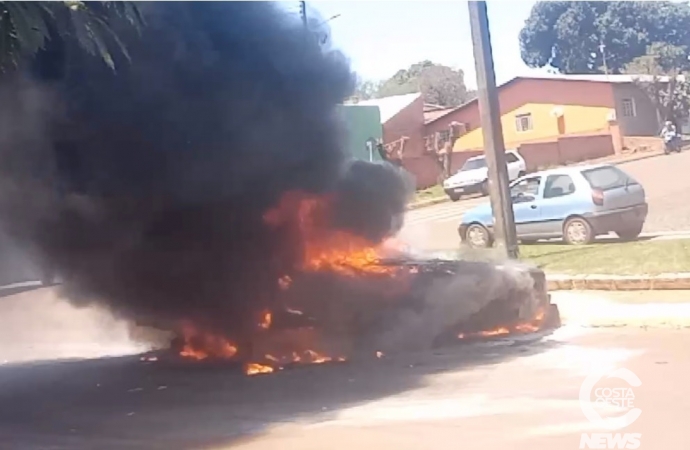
xmin=0 ymin=2 xmax=558 ymax=377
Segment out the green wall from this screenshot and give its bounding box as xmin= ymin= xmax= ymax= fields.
xmin=338 ymin=104 xmax=383 ymax=162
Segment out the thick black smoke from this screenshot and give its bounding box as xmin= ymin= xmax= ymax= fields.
xmin=0 ymin=2 xmax=411 ymax=341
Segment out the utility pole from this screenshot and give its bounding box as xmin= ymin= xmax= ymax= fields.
xmin=468 ymin=1 xmax=519 ymax=258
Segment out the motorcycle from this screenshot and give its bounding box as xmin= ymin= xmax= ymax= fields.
xmin=664 ymin=134 xmax=682 ymax=154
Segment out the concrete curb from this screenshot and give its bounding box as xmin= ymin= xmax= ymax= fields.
xmin=406 ymin=150 xmax=664 ymax=211
xmin=547 ymin=273 xmax=690 ymax=291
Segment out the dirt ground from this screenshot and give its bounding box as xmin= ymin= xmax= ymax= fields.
xmin=0 ymin=288 xmax=688 ymax=450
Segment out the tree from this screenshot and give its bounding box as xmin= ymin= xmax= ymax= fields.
xmin=0 ymin=1 xmax=144 ymax=72
xmin=623 ymin=42 xmax=690 ymax=127
xmin=519 ymin=1 xmax=690 ymax=74
xmin=422 ymin=122 xmax=465 ymax=182
xmin=351 ymin=78 xmax=383 ymax=101
xmin=376 ymin=60 xmax=471 ymax=107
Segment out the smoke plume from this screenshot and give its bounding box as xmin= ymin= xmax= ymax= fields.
xmin=0 ymin=2 xmax=411 ymax=342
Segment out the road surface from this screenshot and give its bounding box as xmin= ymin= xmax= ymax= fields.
xmin=401 ymin=151 xmax=690 ymax=251
xmin=1 ymin=287 xmax=689 ymax=450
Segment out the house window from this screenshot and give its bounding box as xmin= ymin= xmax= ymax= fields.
xmin=515 ymin=113 xmax=533 ymax=132
xmin=621 ymin=98 xmax=636 ymax=117
xmin=437 ymin=129 xmax=451 ymax=144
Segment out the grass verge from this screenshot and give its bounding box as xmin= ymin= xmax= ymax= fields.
xmin=520 ymin=239 xmax=690 ymax=275
xmin=413 ymin=184 xmax=445 ymax=204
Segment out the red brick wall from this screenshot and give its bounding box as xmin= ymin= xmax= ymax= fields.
xmin=518 ymin=133 xmax=615 ymax=171
xmin=384 ymin=95 xmax=426 ymax=158
xmin=379 ymin=95 xmax=433 ymax=187
xmin=403 ymin=150 xmax=484 ymax=189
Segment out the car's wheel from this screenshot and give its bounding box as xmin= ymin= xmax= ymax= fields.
xmin=449 ymin=193 xmax=461 ymax=202
xmin=465 ymin=223 xmax=492 ymax=248
xmin=480 ymin=180 xmax=489 ymax=196
xmin=615 ymin=224 xmax=644 ymax=241
xmin=563 ymin=217 xmax=594 ymax=245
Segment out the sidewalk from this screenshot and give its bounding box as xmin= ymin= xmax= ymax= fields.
xmin=408 ymin=149 xmax=664 ymax=210
xmin=547 ymin=272 xmax=690 ymax=291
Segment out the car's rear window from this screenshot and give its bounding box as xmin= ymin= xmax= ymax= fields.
xmin=581 ymin=166 xmax=637 ymax=191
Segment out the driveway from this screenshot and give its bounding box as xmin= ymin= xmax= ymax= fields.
xmin=401 ymin=151 xmax=690 ymax=251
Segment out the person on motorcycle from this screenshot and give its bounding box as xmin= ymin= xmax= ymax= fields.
xmin=660 ymin=121 xmax=680 ymax=153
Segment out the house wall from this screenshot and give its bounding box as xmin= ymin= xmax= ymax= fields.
xmin=406 ymin=133 xmax=615 ymax=189
xmin=425 ymin=78 xmax=617 ymax=152
xmin=612 ymin=84 xmax=660 ymax=136
xmin=383 ymin=95 xmax=426 ymax=158
xmin=379 ymin=95 xmax=438 ymax=188
xmin=518 ymin=133 xmax=616 ymax=171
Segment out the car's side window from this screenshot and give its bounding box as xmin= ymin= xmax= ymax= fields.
xmin=543 ymin=174 xmax=576 ymax=199
xmin=505 ymin=152 xmax=519 ymax=163
xmin=510 ymin=176 xmax=541 ymax=200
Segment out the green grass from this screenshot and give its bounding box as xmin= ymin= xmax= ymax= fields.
xmin=519 ymin=239 xmax=690 ymax=275
xmin=413 ymin=184 xmax=445 ymax=204
xmin=446 ymin=239 xmax=690 ymax=275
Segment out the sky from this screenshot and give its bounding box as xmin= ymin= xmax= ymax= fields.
xmin=308 ymin=1 xmax=550 ymax=89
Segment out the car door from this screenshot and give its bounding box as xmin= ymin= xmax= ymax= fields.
xmin=509 ymin=176 xmax=543 ymax=237
xmin=536 ymin=173 xmax=581 ymax=237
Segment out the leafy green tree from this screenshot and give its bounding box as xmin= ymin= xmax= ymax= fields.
xmin=376 ymin=60 xmax=471 ymax=107
xmin=0 ymin=1 xmax=143 ymax=72
xmin=520 ymin=1 xmax=690 ymax=74
xmin=623 ymin=42 xmax=690 ymax=126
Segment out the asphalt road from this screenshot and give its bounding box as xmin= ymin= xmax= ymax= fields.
xmin=400 ymin=151 xmax=690 ymax=251
xmin=1 ymin=288 xmax=690 ymax=449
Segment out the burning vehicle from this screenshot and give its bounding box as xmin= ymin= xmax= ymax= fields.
xmin=0 ymin=2 xmax=558 ymax=377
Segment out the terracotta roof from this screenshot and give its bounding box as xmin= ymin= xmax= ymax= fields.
xmin=423 ymin=73 xmax=681 ymax=125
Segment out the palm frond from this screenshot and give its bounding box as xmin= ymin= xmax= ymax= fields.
xmin=0 ymin=2 xmax=52 ymax=71
xmin=0 ymin=1 xmax=144 ymax=72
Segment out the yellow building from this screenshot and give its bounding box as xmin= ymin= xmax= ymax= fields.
xmin=425 ymin=74 xmax=660 ymax=152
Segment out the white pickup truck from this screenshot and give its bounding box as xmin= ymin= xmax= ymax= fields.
xmin=442 ymin=150 xmax=527 ymax=201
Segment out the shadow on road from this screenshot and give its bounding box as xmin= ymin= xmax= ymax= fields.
xmin=0 ymin=289 xmax=562 ymax=450
xmin=0 ymin=337 xmax=561 ymax=450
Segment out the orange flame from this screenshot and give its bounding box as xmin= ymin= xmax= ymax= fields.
xmin=478 ymin=327 xmax=511 ymax=337
xmin=245 ymin=363 xmax=274 ymax=376
xmin=264 ymin=191 xmax=398 ymax=276
xmin=258 ymin=309 xmax=272 ymax=330
xmin=179 ymin=323 xmax=238 ymax=360
xmin=458 ymin=307 xmax=547 ymax=340
xmin=176 ymin=191 xmax=416 ymax=375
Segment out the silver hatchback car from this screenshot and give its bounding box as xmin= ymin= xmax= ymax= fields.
xmin=459 ymin=164 xmax=648 ymax=246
